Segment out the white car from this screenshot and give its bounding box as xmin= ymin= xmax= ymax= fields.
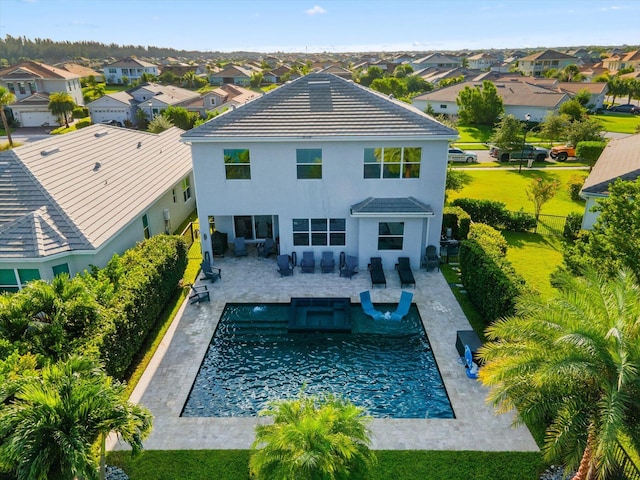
xmin=448 ymin=148 xmax=477 ymax=163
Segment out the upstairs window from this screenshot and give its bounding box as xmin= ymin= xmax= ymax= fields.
xmin=7 ymin=82 xmax=14 ymax=94
xmin=296 ymin=149 xmax=322 ymax=179
xmin=224 ymin=149 xmax=251 ymax=179
xmin=142 ymin=214 xmax=150 ymax=239
xmin=363 ymin=147 xmax=421 ymax=179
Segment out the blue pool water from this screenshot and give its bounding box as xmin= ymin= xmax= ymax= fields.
xmin=181 ymin=302 xmax=454 ymax=419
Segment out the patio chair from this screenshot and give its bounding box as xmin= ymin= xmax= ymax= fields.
xmin=277 ymin=254 xmax=294 ymax=276
xmin=390 ymin=290 xmax=413 ymax=321
xmin=464 ymin=345 xmax=479 ymax=379
xmin=339 ymin=255 xmax=359 ymax=279
xmin=395 ymin=257 xmax=415 ymax=288
xmin=359 ymin=290 xmax=385 ymax=320
xmin=200 ymin=260 xmax=221 ymax=283
xmin=189 ymin=284 xmax=210 ymax=304
xmin=422 ymin=245 xmax=440 ymax=271
xmin=234 ymin=236 xmax=248 ymax=257
xmin=368 ymin=257 xmax=386 ymax=288
xmin=257 ymin=238 xmax=276 ymax=258
xmin=320 ymin=251 xmax=335 ymax=273
xmin=300 ymin=251 xmax=315 ymax=273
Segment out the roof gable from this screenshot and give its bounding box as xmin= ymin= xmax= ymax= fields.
xmin=183 ymin=73 xmax=456 ymax=140
xmin=0 ymin=61 xmax=80 ymax=80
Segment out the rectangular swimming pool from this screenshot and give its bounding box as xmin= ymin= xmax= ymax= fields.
xmin=181 ymin=301 xmax=454 ymax=419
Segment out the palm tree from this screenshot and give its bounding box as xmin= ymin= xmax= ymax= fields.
xmin=0 ymin=355 xmax=152 ymax=480
xmin=479 ymin=268 xmax=640 ymax=480
xmin=250 ymin=393 xmax=376 ymax=480
xmin=48 ymin=91 xmax=75 ymax=128
xmin=0 ymin=86 xmax=16 ymax=146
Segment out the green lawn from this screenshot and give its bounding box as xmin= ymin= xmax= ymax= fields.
xmin=448 ymin=169 xmax=587 ymax=216
xmin=503 ymin=232 xmax=565 ymax=299
xmin=592 ymin=113 xmax=640 ymax=134
xmin=104 ymin=84 xmax=130 ymax=94
xmin=107 ymin=450 xmax=545 ymax=480
xmin=456 ymin=125 xmax=494 ymax=143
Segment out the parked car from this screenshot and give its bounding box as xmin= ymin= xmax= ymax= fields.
xmin=489 ymin=144 xmax=549 ymax=162
xmin=608 ymin=104 xmax=640 ymax=114
xmin=101 ymin=119 xmax=123 ymax=127
xmin=549 ymin=145 xmax=577 ymax=162
xmin=448 ymin=148 xmax=477 ymax=163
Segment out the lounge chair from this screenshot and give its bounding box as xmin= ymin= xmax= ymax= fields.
xmin=234 ymin=236 xmax=248 ymax=257
xmin=359 ymin=290 xmax=385 ymax=320
xmin=422 ymin=245 xmax=440 ymax=271
xmin=368 ymin=257 xmax=386 ymax=288
xmin=464 ymin=345 xmax=479 ymax=379
xmin=189 ymin=284 xmax=210 ymax=304
xmin=257 ymin=238 xmax=276 ymax=258
xmin=320 ymin=251 xmax=335 ymax=273
xmin=300 ymin=251 xmax=315 ymax=273
xmin=277 ymin=254 xmax=294 ymax=276
xmin=339 ymin=255 xmax=358 ymax=279
xmin=390 ymin=290 xmax=413 ymax=321
xmin=395 ymin=257 xmax=415 ymax=288
xmin=200 ymin=260 xmax=221 ymax=283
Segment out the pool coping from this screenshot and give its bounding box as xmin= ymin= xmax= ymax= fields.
xmin=109 ymin=255 xmax=539 ymax=452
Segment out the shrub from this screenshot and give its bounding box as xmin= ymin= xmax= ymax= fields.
xmin=468 ymin=223 xmax=508 ymax=256
xmin=98 ymin=235 xmax=187 ymax=378
xmin=563 ymin=212 xmax=584 ymax=240
xmin=451 ymin=198 xmax=510 ymax=228
xmin=72 ymin=106 xmax=89 ymax=118
xmin=75 ymin=118 xmax=92 ymax=129
xmin=442 ymin=206 xmax=471 ymax=240
xmin=504 ymin=209 xmax=536 ymax=232
xmin=567 ymin=174 xmax=587 ymax=201
xmin=459 ymin=238 xmax=528 ymax=325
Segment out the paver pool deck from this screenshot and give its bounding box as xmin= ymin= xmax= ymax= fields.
xmin=110 ymin=252 xmax=538 ymax=452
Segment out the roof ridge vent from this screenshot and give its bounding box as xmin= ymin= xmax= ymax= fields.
xmin=40 ymin=147 xmax=60 ymax=156
xmin=94 ymin=130 xmax=108 ymax=138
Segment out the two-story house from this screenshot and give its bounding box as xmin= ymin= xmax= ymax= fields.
xmin=0 ymin=61 xmax=83 ymax=127
xmin=103 ymin=57 xmax=159 ymax=85
xmin=518 ymin=49 xmax=578 ymax=77
xmin=182 ymin=73 xmax=457 ymax=269
xmin=0 ymin=124 xmax=195 ymax=292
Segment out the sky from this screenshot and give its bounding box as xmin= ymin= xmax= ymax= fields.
xmin=0 ymin=0 xmax=639 ymax=53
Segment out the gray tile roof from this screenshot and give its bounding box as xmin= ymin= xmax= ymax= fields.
xmin=182 ymin=73 xmax=457 ymax=140
xmin=350 ymin=197 xmax=434 ymax=216
xmin=0 ymin=125 xmax=193 ymax=258
xmin=581 ymin=134 xmax=640 ymax=196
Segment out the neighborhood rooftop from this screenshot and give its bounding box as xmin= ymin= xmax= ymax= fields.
xmin=581 ymin=134 xmax=640 ymax=196
xmin=0 ymin=124 xmax=192 ymax=257
xmin=182 ymin=72 xmax=457 ymax=140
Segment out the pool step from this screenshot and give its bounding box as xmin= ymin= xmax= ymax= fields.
xmin=224 ymin=318 xmax=289 ymax=338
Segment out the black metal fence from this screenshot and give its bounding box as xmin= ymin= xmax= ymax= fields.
xmin=534 ymin=213 xmax=568 ymax=237
xmin=180 ymin=222 xmax=198 ymax=248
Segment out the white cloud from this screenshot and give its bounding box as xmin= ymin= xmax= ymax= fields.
xmin=600 ymin=5 xmax=626 ymax=10
xmin=305 ymin=5 xmax=327 ymax=15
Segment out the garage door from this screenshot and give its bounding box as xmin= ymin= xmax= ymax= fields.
xmin=19 ymin=111 xmax=57 ymax=127
xmin=90 ymin=109 xmax=128 ymax=125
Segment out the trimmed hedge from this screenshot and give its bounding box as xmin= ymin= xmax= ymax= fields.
xmin=442 ymin=206 xmax=471 ymax=240
xmin=100 ymin=235 xmax=188 ymax=378
xmin=459 ymin=235 xmax=528 ymax=325
xmin=468 ymin=223 xmax=508 ymax=256
xmin=452 ymin=198 xmax=535 ymax=233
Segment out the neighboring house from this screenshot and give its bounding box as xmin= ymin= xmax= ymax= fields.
xmin=208 ymin=65 xmax=256 ymax=86
xmin=87 ymin=82 xmax=201 ymax=125
xmin=103 ymin=57 xmax=159 ymax=84
xmin=602 ymin=50 xmax=640 ymax=73
xmin=182 ymin=73 xmax=457 ymax=269
xmin=556 ymin=82 xmax=608 ymax=110
xmin=410 ymin=53 xmax=462 ymax=70
xmin=467 ymin=52 xmax=499 ymax=70
xmin=580 ymin=134 xmax=640 ymax=230
xmin=415 ymin=67 xmax=483 ymax=85
xmin=86 ymin=90 xmax=137 ymax=125
xmin=318 ymin=65 xmax=353 ymax=79
xmin=59 ymin=63 xmax=105 ymax=83
xmin=0 ymin=124 xmax=195 ymax=292
xmin=0 ymin=60 xmax=83 ymax=127
xmin=183 ymin=84 xmax=260 ymax=117
xmin=412 ymin=79 xmax=570 ymax=122
xmin=518 ymin=49 xmax=578 ymax=77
